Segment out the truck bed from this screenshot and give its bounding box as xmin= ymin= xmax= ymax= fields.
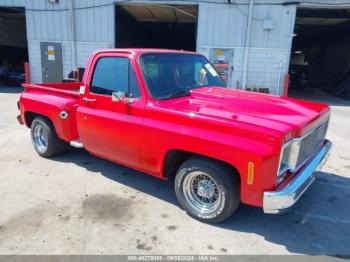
xmin=22 ymin=82 xmax=81 ymax=98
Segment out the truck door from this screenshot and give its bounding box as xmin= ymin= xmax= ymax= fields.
xmin=76 ymin=53 xmax=145 ymax=168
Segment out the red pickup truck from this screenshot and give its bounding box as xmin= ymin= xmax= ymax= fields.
xmin=18 ymin=49 xmax=332 ymax=223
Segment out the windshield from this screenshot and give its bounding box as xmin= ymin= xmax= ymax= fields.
xmin=139 ymin=53 xmax=226 ymax=100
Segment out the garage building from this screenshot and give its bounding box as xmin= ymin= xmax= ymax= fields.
xmin=0 ymin=0 xmax=349 ymax=97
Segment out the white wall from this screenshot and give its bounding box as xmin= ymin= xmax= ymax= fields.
xmin=2 ymin=0 xmax=335 ymax=91
xmin=197 ymin=2 xmax=296 ymax=95
xmin=1 ymin=0 xmax=348 ymax=83
xmin=0 ymin=0 xmax=115 ymax=82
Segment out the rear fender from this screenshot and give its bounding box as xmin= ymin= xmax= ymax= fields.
xmin=20 ymin=92 xmax=79 ymax=141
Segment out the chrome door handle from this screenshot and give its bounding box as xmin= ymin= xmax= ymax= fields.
xmin=82 ymin=97 xmax=96 ymax=103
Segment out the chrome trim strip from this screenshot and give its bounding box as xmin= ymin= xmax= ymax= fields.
xmin=277 ymin=117 xmax=330 ymax=178
xmin=300 ymin=111 xmax=330 ymax=136
xmin=264 ymin=140 xmax=332 ymax=214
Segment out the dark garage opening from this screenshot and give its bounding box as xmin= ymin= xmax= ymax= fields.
xmin=115 ymin=4 xmax=198 ymax=51
xmin=0 ymin=6 xmax=28 ymax=87
xmin=289 ymin=8 xmax=350 ymax=101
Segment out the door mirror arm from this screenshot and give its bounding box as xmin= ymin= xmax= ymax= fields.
xmin=112 ymin=91 xmax=135 ymax=104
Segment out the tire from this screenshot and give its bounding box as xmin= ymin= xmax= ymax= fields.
xmin=175 ymin=157 xmax=240 ymax=223
xmin=30 ymin=116 xmax=68 ymax=158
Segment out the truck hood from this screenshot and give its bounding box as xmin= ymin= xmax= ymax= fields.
xmin=156 ymin=87 xmax=330 ymax=136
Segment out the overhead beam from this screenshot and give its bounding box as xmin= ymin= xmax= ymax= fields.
xmin=297 ymin=8 xmax=350 ymax=19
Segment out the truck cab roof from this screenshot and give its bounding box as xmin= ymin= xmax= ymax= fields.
xmin=90 ymin=48 xmax=198 ymax=56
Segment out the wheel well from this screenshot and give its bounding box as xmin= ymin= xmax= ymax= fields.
xmin=24 ymin=111 xmax=52 ymax=128
xmin=163 ymin=150 xmax=240 ymax=182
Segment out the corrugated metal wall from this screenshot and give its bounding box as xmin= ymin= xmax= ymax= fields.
xmin=1 ymin=0 xmax=115 ymax=81
xmin=229 ymin=0 xmax=350 ymax=4
xmin=197 ymin=2 xmax=296 ymax=93
xmin=197 ymin=3 xmax=295 ymax=49
xmin=0 ymin=0 xmax=115 ymax=42
xmin=1 ymin=0 xmax=349 ymax=88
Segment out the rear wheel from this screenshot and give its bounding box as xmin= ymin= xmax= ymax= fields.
xmin=175 ymin=157 xmax=240 ymax=223
xmin=31 ymin=117 xmax=68 ymax=158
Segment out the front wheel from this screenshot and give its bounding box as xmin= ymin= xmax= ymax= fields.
xmin=31 ymin=116 xmax=68 ymax=158
xmin=175 ymin=157 xmax=240 ymax=223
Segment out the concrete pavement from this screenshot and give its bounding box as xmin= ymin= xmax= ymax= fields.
xmin=0 ymin=86 xmax=349 ymax=255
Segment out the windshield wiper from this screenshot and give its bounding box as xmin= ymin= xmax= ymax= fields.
xmin=162 ymin=90 xmax=191 ymax=100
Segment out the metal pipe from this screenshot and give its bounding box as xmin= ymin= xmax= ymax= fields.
xmin=241 ymin=0 xmax=254 ymax=90
xmin=69 ymin=0 xmax=77 ymax=68
xmin=24 ymin=62 xmax=31 ymax=84
xmin=277 ymin=61 xmax=283 ymax=96
xmin=283 ymin=74 xmax=290 ymax=97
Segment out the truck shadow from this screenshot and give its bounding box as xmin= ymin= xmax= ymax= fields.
xmin=220 ymin=171 xmax=350 ymax=256
xmin=55 ymin=148 xmax=178 ymax=205
xmin=54 ymin=148 xmax=350 ymax=256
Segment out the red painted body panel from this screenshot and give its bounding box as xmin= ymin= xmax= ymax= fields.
xmin=20 ymin=83 xmax=80 ymax=141
xmin=19 ymin=48 xmax=330 ymax=207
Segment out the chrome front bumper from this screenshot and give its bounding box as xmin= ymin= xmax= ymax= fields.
xmin=263 ymin=140 xmax=332 ymax=214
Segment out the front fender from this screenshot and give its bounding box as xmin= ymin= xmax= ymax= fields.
xmin=141 ymin=107 xmax=283 ymax=207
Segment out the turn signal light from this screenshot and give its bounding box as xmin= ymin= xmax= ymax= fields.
xmin=247 ymin=162 xmax=255 ymax=185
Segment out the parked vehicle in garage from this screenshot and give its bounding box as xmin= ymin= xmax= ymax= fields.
xmin=17 ymin=49 xmax=332 ymax=223
xmin=0 ymin=68 xmax=25 ymax=86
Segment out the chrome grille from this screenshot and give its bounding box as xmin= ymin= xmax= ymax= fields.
xmin=296 ymin=120 xmax=329 ymax=168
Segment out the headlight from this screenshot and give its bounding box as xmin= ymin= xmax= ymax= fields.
xmin=277 ymin=138 xmax=301 ymax=183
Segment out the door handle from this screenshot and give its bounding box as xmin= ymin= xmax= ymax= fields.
xmin=82 ymin=97 xmax=96 ymax=103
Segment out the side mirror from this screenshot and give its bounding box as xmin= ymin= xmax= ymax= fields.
xmin=112 ymin=91 xmax=135 ymax=104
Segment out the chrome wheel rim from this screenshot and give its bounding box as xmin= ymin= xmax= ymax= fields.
xmin=183 ymin=171 xmax=221 ymax=214
xmin=33 ymin=124 xmax=48 ymax=153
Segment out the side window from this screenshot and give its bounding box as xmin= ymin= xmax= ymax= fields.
xmin=91 ymin=57 xmax=140 ymax=98
xmin=128 ymin=66 xmax=141 ymax=98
